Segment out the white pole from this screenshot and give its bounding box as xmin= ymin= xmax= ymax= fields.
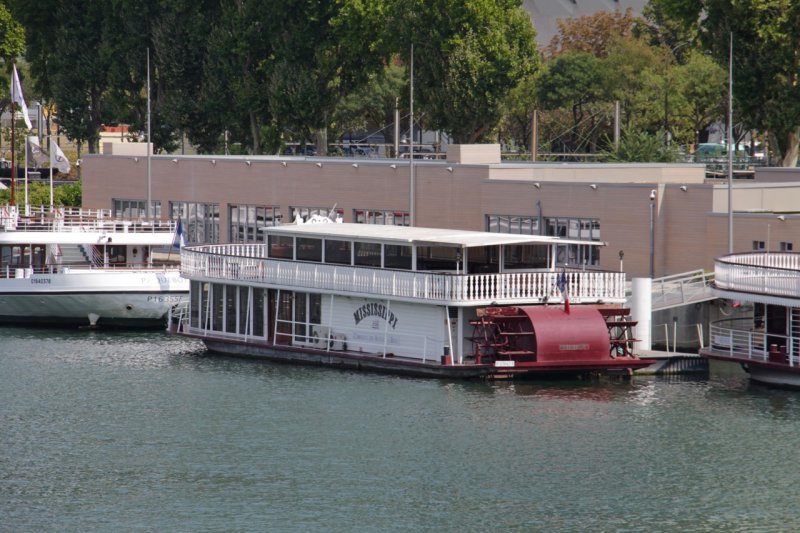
xmin=727 ymin=32 xmax=734 ymax=254
xmin=24 ymin=137 xmax=29 ymax=209
xmin=631 ymin=277 xmax=653 ymax=351
xmin=409 ymin=43 xmax=415 ymax=227
xmin=49 ymin=135 xmax=54 ymax=207
xmin=146 ymin=48 xmax=152 ymax=219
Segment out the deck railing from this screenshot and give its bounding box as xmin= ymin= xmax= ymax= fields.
xmin=181 ymin=245 xmax=626 ymax=305
xmin=1 ymin=205 xmax=175 ymax=234
xmin=715 ymin=252 xmax=800 ymax=299
xmin=708 ymin=318 xmax=799 ymax=367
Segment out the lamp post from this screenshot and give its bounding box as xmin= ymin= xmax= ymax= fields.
xmin=649 ymin=189 xmax=656 ymax=278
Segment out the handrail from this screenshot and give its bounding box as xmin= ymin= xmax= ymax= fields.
xmin=715 ymin=252 xmax=800 ymax=299
xmin=179 ymin=246 xmax=627 ymax=305
xmin=708 ymin=321 xmax=799 ymax=367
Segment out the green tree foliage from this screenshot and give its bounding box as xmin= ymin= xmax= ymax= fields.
xmin=0 ymin=3 xmax=25 ymax=63
xmin=0 ymin=179 xmax=81 ymax=206
xmin=654 ymin=0 xmax=800 ymax=166
xmin=601 ymin=127 xmax=680 ymax=162
xmin=389 ymin=0 xmax=539 ymax=144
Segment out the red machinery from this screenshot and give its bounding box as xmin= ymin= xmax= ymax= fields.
xmin=470 ymin=306 xmax=652 ymax=375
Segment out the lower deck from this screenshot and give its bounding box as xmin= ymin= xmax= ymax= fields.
xmin=174 ymin=280 xmax=652 ymax=379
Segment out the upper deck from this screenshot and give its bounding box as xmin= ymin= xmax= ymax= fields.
xmin=714 ymin=252 xmax=800 ymax=304
xmin=180 ymin=223 xmax=626 ymax=306
xmin=0 ymin=206 xmax=177 ymax=246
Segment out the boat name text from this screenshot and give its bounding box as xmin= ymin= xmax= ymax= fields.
xmin=30 ymin=278 xmax=51 ymax=284
xmin=559 ymin=343 xmax=590 ymax=351
xmin=353 ymin=303 xmax=398 ymax=329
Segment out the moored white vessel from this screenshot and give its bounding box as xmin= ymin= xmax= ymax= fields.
xmin=701 ymin=252 xmax=800 ymax=388
xmin=172 ymin=220 xmax=653 ymax=379
xmin=0 ymin=205 xmax=188 ymax=328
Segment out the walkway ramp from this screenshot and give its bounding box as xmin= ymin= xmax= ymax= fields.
xmin=626 ymin=269 xmax=716 ymax=311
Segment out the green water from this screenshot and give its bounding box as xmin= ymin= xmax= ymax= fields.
xmin=2 ymin=327 xmax=798 ymax=532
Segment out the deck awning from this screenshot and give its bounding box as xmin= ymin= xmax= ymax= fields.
xmin=265 ymin=223 xmax=604 ymax=248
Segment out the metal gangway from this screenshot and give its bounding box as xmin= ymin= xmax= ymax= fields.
xmin=636 ymin=269 xmax=716 ymax=311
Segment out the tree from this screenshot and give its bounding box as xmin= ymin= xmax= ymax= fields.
xmin=544 ymin=8 xmax=640 ymax=58
xmin=389 ymin=0 xmax=539 ymax=144
xmin=536 ymin=52 xmax=606 ymax=153
xmin=654 ymin=0 xmax=800 ymax=166
xmin=601 ymin=127 xmax=680 ymax=162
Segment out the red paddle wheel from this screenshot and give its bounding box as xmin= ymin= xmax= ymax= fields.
xmin=469 ymin=305 xmax=652 ymax=375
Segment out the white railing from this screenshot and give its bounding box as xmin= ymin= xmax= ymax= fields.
xmin=0 ymin=205 xmax=175 ymax=234
xmin=715 ymin=252 xmax=800 ymax=299
xmin=180 ymin=245 xmax=626 ymax=305
xmin=708 ymin=319 xmax=799 ymax=367
xmin=650 ymin=269 xmax=715 ymax=310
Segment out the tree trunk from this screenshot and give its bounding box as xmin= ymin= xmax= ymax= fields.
xmin=249 ymin=111 xmax=260 ymax=155
xmin=781 ymin=127 xmax=800 ymax=167
xmin=315 ymin=127 xmax=328 ymax=157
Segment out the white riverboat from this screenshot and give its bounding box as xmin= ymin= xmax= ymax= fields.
xmin=0 ymin=205 xmax=188 ymax=328
xmin=172 ymin=221 xmax=652 ymax=379
xmin=701 ymin=252 xmax=800 ymax=388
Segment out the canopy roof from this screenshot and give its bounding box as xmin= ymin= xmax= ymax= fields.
xmin=265 ymin=223 xmax=603 ymax=248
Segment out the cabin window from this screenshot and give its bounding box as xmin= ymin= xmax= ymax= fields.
xmin=354 ymin=242 xmax=381 ymax=267
xmin=170 ymin=201 xmax=220 ymax=244
xmin=229 ymin=204 xmax=281 ymax=244
xmin=113 ymin=198 xmax=162 ymax=219
xmin=353 ymin=209 xmax=410 ymax=226
xmin=780 ymin=242 xmax=793 ymax=252
xmin=384 ymin=245 xmax=412 ymax=270
xmin=290 ymin=206 xmax=344 ymax=223
xmin=417 ymin=246 xmax=459 ymax=271
xmin=293 ymin=292 xmax=321 ymax=343
xmin=269 ymin=235 xmax=294 ymax=259
xmin=324 ymin=239 xmax=352 ymax=265
xmin=296 ymin=238 xmax=322 ymax=262
xmin=753 ymin=241 xmax=765 ymax=251
xmin=252 ymin=288 xmax=265 ymax=337
xmin=211 ymin=283 xmax=224 ymax=332
xmin=504 ymin=245 xmax=548 ymax=270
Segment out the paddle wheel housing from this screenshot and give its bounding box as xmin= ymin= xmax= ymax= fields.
xmin=470 ymin=306 xmax=640 ymax=367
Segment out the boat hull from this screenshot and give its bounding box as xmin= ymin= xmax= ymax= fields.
xmin=701 ymin=349 xmax=800 ymax=389
xmin=191 ymin=335 xmax=653 ymax=381
xmin=0 ymin=269 xmax=188 ymax=328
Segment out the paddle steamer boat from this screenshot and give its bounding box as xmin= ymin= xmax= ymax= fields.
xmin=172 ymin=220 xmax=653 ymax=379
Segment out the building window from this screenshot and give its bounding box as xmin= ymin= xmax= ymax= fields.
xmin=170 ymin=201 xmax=220 ymax=244
xmin=753 ymin=240 xmax=765 ymax=251
xmin=229 ymin=204 xmax=281 ymax=243
xmin=112 ymin=198 xmax=161 ymax=219
xmin=290 ymin=206 xmax=344 ymax=223
xmin=780 ymin=242 xmax=793 ymax=252
xmin=486 ymin=214 xmax=601 ymax=267
xmin=353 ymin=209 xmax=410 ymax=226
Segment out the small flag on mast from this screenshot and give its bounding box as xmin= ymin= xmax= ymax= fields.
xmin=172 ymin=218 xmax=186 ymax=249
xmin=11 ymin=64 xmax=33 ymax=129
xmin=50 ymin=140 xmax=71 ymax=174
xmin=558 ymin=270 xmax=570 ymax=314
xmin=27 ymin=136 xmax=49 ymax=166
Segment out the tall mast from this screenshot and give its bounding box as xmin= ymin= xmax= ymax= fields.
xmin=727 ymin=32 xmax=733 ymax=254
xmin=409 ymin=43 xmax=415 ymax=227
xmin=146 ymin=48 xmax=152 ymax=219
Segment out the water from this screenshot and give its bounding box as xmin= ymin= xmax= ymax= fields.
xmin=2 ymin=328 xmax=800 ymax=532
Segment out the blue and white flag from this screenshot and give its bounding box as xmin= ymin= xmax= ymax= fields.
xmin=28 ymin=136 xmax=49 ymax=166
xmin=172 ymin=218 xmax=186 ymax=248
xmin=558 ymin=270 xmax=570 ymax=314
xmin=11 ymin=64 xmax=32 ymax=129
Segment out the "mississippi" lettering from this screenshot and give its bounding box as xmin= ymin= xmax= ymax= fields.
xmin=353 ymin=302 xmax=399 ymax=329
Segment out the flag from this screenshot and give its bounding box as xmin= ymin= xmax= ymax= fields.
xmin=27 ymin=136 xmax=49 ymax=166
xmin=50 ymin=140 xmax=71 ymax=174
xmin=11 ymin=64 xmax=32 ymax=129
xmin=172 ymin=218 xmax=186 ymax=248
xmin=558 ymin=270 xmax=570 ymax=314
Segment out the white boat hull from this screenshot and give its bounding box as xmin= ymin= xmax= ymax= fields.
xmin=0 ymin=269 xmax=188 ymax=327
